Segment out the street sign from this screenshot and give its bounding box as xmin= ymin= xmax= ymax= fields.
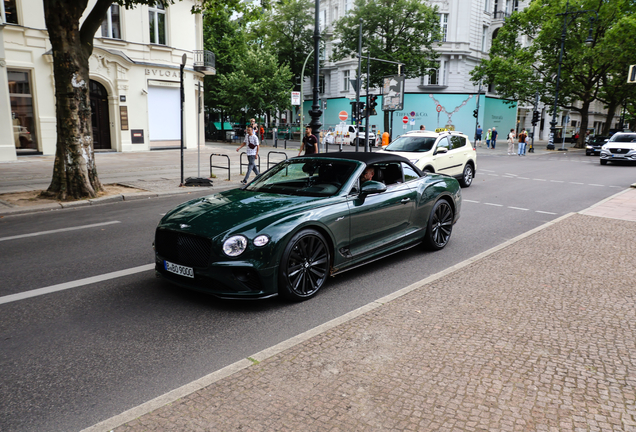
xmin=410 ymin=111 xmax=415 ymax=118
xmin=382 ymin=76 xmax=405 ymax=111
xmin=629 ymin=65 xmax=636 ymax=83
xmin=402 ymin=116 xmax=408 ymax=124
xmin=436 ymin=104 xmax=442 ymax=113
xmin=338 ymin=111 xmax=348 ymax=121
xmin=291 ymin=91 xmax=301 ymax=106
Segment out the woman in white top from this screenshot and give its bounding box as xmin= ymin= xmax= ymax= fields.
xmin=507 ymin=129 xmax=516 ymax=155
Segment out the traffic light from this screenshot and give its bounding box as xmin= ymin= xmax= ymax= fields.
xmin=473 ymin=109 xmax=478 ymax=118
xmin=368 ymin=95 xmax=378 ymax=115
xmin=358 ymin=101 xmax=366 ymax=118
xmin=531 ymin=110 xmax=540 ymax=125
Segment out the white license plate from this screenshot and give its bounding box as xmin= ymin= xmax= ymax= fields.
xmin=612 ymin=154 xmax=625 ymax=158
xmin=164 ymin=260 xmax=194 ymax=278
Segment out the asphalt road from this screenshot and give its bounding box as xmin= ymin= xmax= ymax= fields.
xmin=0 ymin=149 xmax=633 ymax=432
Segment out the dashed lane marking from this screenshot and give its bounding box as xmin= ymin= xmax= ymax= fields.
xmin=0 ymin=221 xmax=121 ymax=242
xmin=508 ymin=206 xmax=529 ymax=211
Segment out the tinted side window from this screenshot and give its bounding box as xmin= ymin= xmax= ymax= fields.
xmin=450 ymin=135 xmax=466 ymax=149
xmin=402 ymin=163 xmax=420 ymax=182
xmin=436 ymin=136 xmax=450 ymax=150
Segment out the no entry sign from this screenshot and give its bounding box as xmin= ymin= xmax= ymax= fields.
xmin=339 ymin=111 xmax=348 ymax=121
xmin=402 ymin=116 xmax=409 ymax=124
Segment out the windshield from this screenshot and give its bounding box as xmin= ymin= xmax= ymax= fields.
xmin=609 ymin=134 xmax=636 ymax=143
xmin=384 ymin=135 xmax=436 ymax=153
xmin=246 ymin=159 xmax=358 ymax=197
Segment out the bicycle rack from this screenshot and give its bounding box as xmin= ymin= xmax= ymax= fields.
xmin=239 ymin=152 xmax=261 ymax=175
xmin=209 ymin=154 xmax=231 ymax=181
xmin=267 ymin=151 xmax=288 ymax=170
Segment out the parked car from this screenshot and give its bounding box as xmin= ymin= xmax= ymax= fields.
xmin=378 ymin=130 xmax=477 ymax=187
xmin=600 ymin=132 xmax=636 ymax=165
xmin=154 ymin=152 xmax=461 ymax=301
xmin=585 ymin=136 xmax=609 ymax=156
xmin=330 ymin=124 xmax=378 ymax=147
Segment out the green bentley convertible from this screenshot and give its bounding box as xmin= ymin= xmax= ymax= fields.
xmin=154 ymin=152 xmax=461 ymax=301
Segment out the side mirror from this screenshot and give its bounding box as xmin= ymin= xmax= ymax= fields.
xmin=435 ymin=147 xmax=448 ymax=155
xmin=360 ymin=180 xmax=387 ymax=195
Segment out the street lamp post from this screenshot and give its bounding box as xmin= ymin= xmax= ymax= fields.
xmin=307 ymin=0 xmax=322 ymax=141
xmin=547 ymin=0 xmax=597 ymax=151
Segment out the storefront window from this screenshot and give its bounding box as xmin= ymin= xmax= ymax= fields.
xmin=3 ymin=0 xmax=18 ymax=24
xmin=8 ymin=70 xmax=38 ymax=151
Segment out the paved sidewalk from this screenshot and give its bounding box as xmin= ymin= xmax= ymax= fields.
xmin=79 ymin=187 xmax=636 ymax=432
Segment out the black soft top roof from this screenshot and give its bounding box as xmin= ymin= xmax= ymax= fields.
xmin=296 ymin=151 xmax=410 ymax=165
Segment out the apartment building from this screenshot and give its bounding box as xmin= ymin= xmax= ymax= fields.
xmin=0 ymin=0 xmax=214 ymax=162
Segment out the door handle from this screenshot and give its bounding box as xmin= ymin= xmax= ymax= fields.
xmin=400 ymin=198 xmax=411 ymax=204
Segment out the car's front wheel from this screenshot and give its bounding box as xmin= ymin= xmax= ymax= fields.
xmin=600 ymin=159 xmax=607 ymax=165
xmin=279 ymin=229 xmax=331 ymax=301
xmin=424 ymin=199 xmax=454 ymax=250
xmin=459 ymin=163 xmax=474 ymax=187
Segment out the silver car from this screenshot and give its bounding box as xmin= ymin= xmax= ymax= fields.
xmin=600 ymin=133 xmax=636 ymax=165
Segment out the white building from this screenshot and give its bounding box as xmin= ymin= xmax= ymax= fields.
xmin=306 ymin=0 xmax=621 ymax=139
xmin=0 ymin=0 xmax=214 ymax=162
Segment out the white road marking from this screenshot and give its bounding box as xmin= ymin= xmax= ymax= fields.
xmin=484 ymin=203 xmax=503 ymax=207
xmin=504 ymin=173 xmax=517 ymax=176
xmin=533 ymin=178 xmax=547 ymax=181
xmin=536 ymin=210 xmax=557 ymax=215
xmin=508 ymin=206 xmax=529 ymax=211
xmin=518 ymin=177 xmax=529 ymax=180
xmin=550 ymin=180 xmax=564 ymax=183
xmin=487 ymin=174 xmax=499 ymax=176
xmin=463 ymin=199 xmax=480 ymax=203
xmin=0 ymin=264 xmax=154 ymax=306
xmin=0 ymin=221 xmax=121 ymax=242
xmin=570 ymin=182 xmax=584 ymax=185
xmin=589 ymin=184 xmax=604 ymax=187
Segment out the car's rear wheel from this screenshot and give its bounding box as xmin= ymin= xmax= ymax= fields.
xmin=424 ymin=199 xmax=454 ymax=251
xmin=459 ymin=163 xmax=474 ymax=187
xmin=279 ymin=229 xmax=330 ymax=301
xmin=600 ymin=159 xmax=607 ymax=165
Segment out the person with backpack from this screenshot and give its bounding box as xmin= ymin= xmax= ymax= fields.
xmin=517 ymin=128 xmax=528 ymax=156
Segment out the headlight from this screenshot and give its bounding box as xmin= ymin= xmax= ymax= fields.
xmin=223 ymin=235 xmax=248 ymax=256
xmin=253 ymin=235 xmax=270 ymax=247
xmin=586 ymin=145 xmax=592 ymax=149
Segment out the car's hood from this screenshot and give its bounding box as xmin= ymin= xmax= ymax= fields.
xmin=159 ymin=189 xmax=328 ymax=238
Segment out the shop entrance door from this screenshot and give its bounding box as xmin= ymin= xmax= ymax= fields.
xmin=90 ymin=80 xmax=111 ymax=150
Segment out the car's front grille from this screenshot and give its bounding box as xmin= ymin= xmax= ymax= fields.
xmin=610 ymin=148 xmax=629 ymax=154
xmin=155 ymin=229 xmax=211 ymax=267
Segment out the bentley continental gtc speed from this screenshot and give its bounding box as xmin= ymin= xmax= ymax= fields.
xmin=154 ymin=152 xmax=462 ymax=301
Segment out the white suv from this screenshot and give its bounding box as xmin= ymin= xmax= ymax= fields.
xmin=599 ymin=132 xmax=636 ymax=165
xmin=379 ymin=130 xmax=477 ymax=187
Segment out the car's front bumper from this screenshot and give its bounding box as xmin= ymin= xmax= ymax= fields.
xmin=155 ymin=254 xmax=279 ymax=299
xmin=600 ymin=150 xmax=636 ymax=161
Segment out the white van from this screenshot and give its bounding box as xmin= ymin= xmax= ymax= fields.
xmin=330 ymin=124 xmax=377 ymax=147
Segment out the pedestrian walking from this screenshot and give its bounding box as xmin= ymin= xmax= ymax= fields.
xmin=491 ymin=127 xmax=498 ymax=149
xmin=517 ymin=128 xmax=527 ymax=156
xmin=486 ymin=128 xmax=492 ymax=148
xmin=507 ymin=129 xmax=516 ymax=155
xmin=236 ymin=125 xmax=260 ymax=184
xmin=475 ymin=125 xmax=483 ymax=147
xmin=299 ymin=126 xmax=319 ymax=156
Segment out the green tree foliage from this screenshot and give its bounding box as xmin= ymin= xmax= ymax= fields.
xmin=253 ymin=0 xmax=315 ymax=84
xmin=331 ymin=0 xmax=441 ymax=131
xmin=471 ymin=0 xmax=636 ymax=146
xmin=217 ymin=47 xmax=293 ymax=120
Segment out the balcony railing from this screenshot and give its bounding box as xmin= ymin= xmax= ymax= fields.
xmin=193 ymin=50 xmax=216 ymax=75
xmin=493 ymin=10 xmax=511 ymax=20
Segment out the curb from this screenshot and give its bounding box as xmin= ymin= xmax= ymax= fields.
xmin=80 ymin=211 xmax=576 ymax=432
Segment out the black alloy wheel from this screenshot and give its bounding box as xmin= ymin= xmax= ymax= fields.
xmin=600 ymin=159 xmax=607 ymax=165
xmin=459 ymin=164 xmax=473 ymax=187
xmin=425 ymin=199 xmax=454 ymax=250
xmin=279 ymin=229 xmax=331 ymax=301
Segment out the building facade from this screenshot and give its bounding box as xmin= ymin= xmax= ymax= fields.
xmin=302 ymin=0 xmax=621 ymax=140
xmin=0 ymin=0 xmax=214 ymax=162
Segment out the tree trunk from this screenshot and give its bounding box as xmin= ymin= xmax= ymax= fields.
xmin=41 ymin=0 xmax=103 ymax=200
xmin=601 ymin=102 xmax=618 ymax=136
xmin=573 ymin=99 xmax=592 ymax=149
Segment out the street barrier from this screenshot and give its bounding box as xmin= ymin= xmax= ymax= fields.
xmin=209 ymin=154 xmax=231 ymax=180
xmin=267 ymin=151 xmax=288 ymax=170
xmin=239 ymin=152 xmax=261 ymax=175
